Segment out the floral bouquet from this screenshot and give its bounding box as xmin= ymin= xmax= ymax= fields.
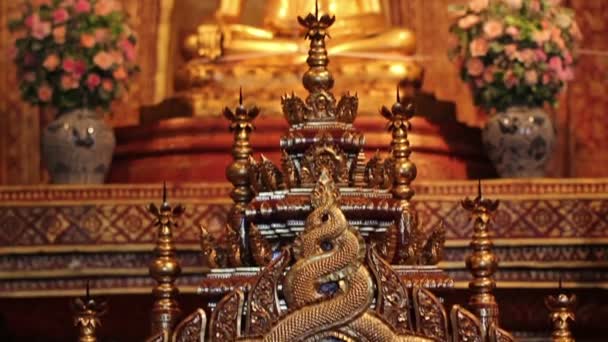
xmin=8 ymin=0 xmax=139 ymax=114
xmin=448 ymin=0 xmax=582 ymax=113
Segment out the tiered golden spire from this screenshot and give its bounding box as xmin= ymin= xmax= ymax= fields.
xmin=462 ymin=181 xmax=500 ymax=337
xmin=380 ymin=88 xmax=417 ymax=204
xmin=71 ymin=282 xmax=107 ymax=342
xmin=223 ymin=88 xmax=260 ymax=265
xmin=546 ymin=279 xmax=577 ymax=342
xmin=148 ymin=183 xmax=183 ymax=338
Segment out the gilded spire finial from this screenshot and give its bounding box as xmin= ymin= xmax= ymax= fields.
xmin=297 ymin=0 xmax=336 ymax=97
xmin=148 ymin=184 xmax=184 ymax=337
xmin=71 ymin=281 xmax=107 ymax=342
xmin=380 ymin=86 xmax=417 ymax=204
xmin=462 ymin=181 xmax=500 ymax=336
xmin=224 ymin=90 xmax=259 ymax=265
xmin=546 ymin=278 xmax=577 ymax=342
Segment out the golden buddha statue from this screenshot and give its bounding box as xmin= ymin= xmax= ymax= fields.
xmin=183 ymin=0 xmax=416 ymax=61
xmin=157 ymin=0 xmax=422 ymax=119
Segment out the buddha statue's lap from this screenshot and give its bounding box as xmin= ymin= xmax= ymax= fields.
xmin=171 ymin=0 xmax=422 ymax=118
xmin=184 ymin=0 xmax=416 ymax=60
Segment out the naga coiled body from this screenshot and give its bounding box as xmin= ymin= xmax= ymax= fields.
xmin=241 ymin=171 xmax=432 ymax=342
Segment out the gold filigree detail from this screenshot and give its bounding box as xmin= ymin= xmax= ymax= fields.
xmin=249 ymin=223 xmax=274 ymax=267
xmin=280 ymin=149 xmax=299 ymax=189
xmin=367 ymin=246 xmax=412 ymax=333
xmin=199 ymin=225 xmax=219 ymax=268
xmin=245 ymin=249 xmax=291 ymax=336
xmin=173 ymin=309 xmax=207 ymax=342
xmin=420 ymin=223 xmax=446 ymax=265
xmin=209 ymin=290 xmax=244 ymax=342
xmin=301 ymin=134 xmax=349 ymax=185
xmin=364 ymin=151 xmax=393 ymax=189
xmin=250 ymin=154 xmax=285 ymax=194
xmin=450 ymin=305 xmax=484 ymax=342
xmin=412 ymin=287 xmax=449 ymax=341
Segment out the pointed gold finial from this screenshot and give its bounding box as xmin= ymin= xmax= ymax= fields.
xmin=71 ymin=281 xmax=107 ymax=342
xmin=297 ymin=0 xmax=336 ymax=96
xmin=224 ymin=90 xmax=259 ymax=265
xmin=462 ymin=181 xmax=500 ymax=336
xmin=546 ymin=278 xmax=577 ymax=342
xmin=148 ymin=183 xmax=184 ymax=337
xmin=380 ymin=87 xmax=417 ymax=204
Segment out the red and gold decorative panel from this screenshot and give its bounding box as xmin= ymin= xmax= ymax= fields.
xmin=0 ymin=179 xmax=606 ymax=296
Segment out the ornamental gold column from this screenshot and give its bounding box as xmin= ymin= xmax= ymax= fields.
xmin=224 ymin=88 xmax=260 ymax=266
xmin=148 ymin=184 xmax=184 ymax=338
xmin=462 ymin=181 xmax=500 ymax=337
xmin=380 ymin=89 xmax=417 ymax=206
xmin=545 ymin=284 xmax=577 ymax=342
xmin=70 ymin=283 xmax=107 ymax=342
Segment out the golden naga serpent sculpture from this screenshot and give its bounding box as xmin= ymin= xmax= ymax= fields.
xmin=208 ymin=169 xmax=432 ymax=342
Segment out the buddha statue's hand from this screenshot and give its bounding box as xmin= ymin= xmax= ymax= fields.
xmin=183 ymin=25 xmax=223 ymax=60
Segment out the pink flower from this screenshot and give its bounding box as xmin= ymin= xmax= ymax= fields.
xmin=529 ymin=0 xmax=541 ymax=12
xmin=505 ymin=70 xmax=517 ymax=88
xmin=93 ymin=52 xmax=114 ymax=70
xmin=483 ymin=20 xmax=504 ymax=39
xmin=119 ymin=39 xmax=136 ymax=62
xmin=557 ymin=67 xmax=574 ymax=81
xmin=74 ymin=0 xmax=91 ymax=13
xmin=31 ymin=17 xmax=51 ymax=40
xmin=534 ymin=49 xmax=547 ymax=62
xmin=38 ymin=84 xmax=53 ymax=102
xmin=24 ymin=14 xmax=38 ymax=28
xmin=458 ymin=15 xmax=480 ymax=29
xmin=86 ymin=73 xmax=101 ymax=90
xmin=504 ymin=0 xmax=523 ymax=10
xmin=483 ymin=66 xmax=495 ymax=83
xmin=506 ymin=26 xmax=520 ymax=39
xmin=95 ymin=0 xmax=117 ymax=16
xmin=61 ymin=75 xmax=79 ymax=89
xmin=469 ymin=38 xmax=489 ymax=57
xmin=542 ymin=73 xmax=552 ymax=85
xmin=102 ymin=79 xmax=114 ymax=92
xmin=524 ymin=70 xmax=538 ymax=85
xmin=113 ymin=67 xmax=127 ymax=80
xmin=533 ymin=29 xmax=551 ymax=45
xmin=53 ymin=26 xmax=67 ymax=44
xmin=466 ymin=58 xmax=484 ymax=77
xmin=549 ymin=56 xmax=563 ymax=72
xmin=109 ymin=50 xmax=124 ymax=65
xmin=62 ymin=58 xmax=87 ymax=78
xmin=505 ymin=44 xmax=518 ymax=59
xmin=52 ymin=8 xmax=69 ymax=24
xmin=468 ymin=0 xmax=489 ymax=13
xmin=43 ymin=54 xmax=60 ymax=71
xmin=80 ymin=33 xmax=96 ymax=48
xmin=475 ymin=78 xmax=485 ymax=88
xmin=61 ymin=0 xmax=76 ymax=7
xmin=94 ymin=28 xmax=110 ymax=43
xmin=517 ymin=49 xmax=536 ymax=66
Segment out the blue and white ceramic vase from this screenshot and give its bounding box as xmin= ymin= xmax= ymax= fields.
xmin=481 ymin=106 xmax=555 ymax=178
xmin=41 ymin=108 xmax=115 ymax=184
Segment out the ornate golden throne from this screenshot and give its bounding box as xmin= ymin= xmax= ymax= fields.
xmin=72 ymin=5 xmax=577 ymax=342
